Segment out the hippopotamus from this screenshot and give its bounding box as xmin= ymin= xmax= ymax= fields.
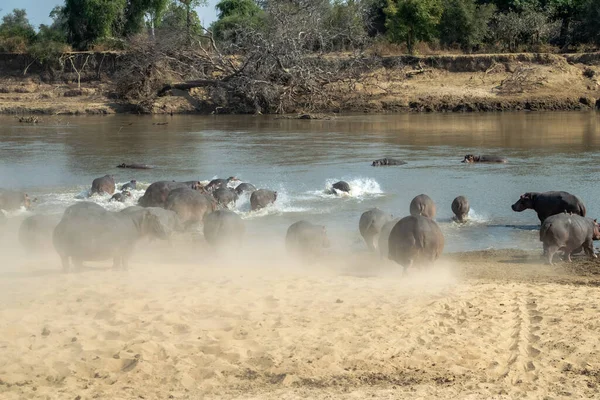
xmin=212 ymin=187 xmax=239 ymax=208
xmin=91 ymin=175 xmax=116 ymax=196
xmin=388 ymin=215 xmax=445 ymax=272
xmin=110 ymin=191 xmax=132 ymax=203
xmin=250 ymin=189 xmax=277 ymax=211
xmin=235 ymin=183 xmax=257 ymax=195
xmin=409 ymin=194 xmax=436 ymax=219
xmin=117 ymin=163 xmax=154 ymax=169
xmin=285 ymin=221 xmax=330 ymax=259
xmin=203 ymin=210 xmax=245 ymax=249
xmin=205 ymin=177 xmax=240 ymax=192
xmin=378 ymin=217 xmax=401 ymax=259
xmin=53 ymin=202 xmax=171 ymax=271
xmin=511 ymin=191 xmax=586 ymax=223
xmin=359 ymin=208 xmax=393 ymax=251
xmin=165 ymin=188 xmax=217 ymax=228
xmin=462 ymin=155 xmax=507 ymax=163
xmin=539 ymin=212 xmax=600 ymax=265
xmin=371 ymin=158 xmax=406 ymax=166
xmin=0 ymin=189 xmax=33 ymax=211
xmin=18 ymin=214 xmax=61 ymax=252
xmin=138 ymin=180 xmax=203 ymax=208
xmin=331 ymin=181 xmax=351 ymax=194
xmin=120 ymin=206 xmax=183 ymax=236
xmin=120 ymin=180 xmax=137 ymax=191
xmin=451 ymin=196 xmax=470 ymax=223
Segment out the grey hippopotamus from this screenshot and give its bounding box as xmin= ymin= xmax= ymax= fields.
xmin=110 ymin=191 xmax=132 ymax=203
xmin=203 ymin=210 xmax=245 ymax=249
xmin=511 ymin=191 xmax=586 ymax=223
xmin=120 ymin=206 xmax=183 ymax=236
xmin=165 ymin=188 xmax=217 ymax=228
xmin=378 ymin=217 xmax=401 ymax=259
xmin=120 ymin=180 xmax=137 ymax=191
xmin=359 ymin=208 xmax=393 ymax=251
xmin=138 ymin=180 xmax=203 ymax=208
xmin=250 ymin=189 xmax=277 ymax=211
xmin=212 ymin=187 xmax=239 ymax=209
xmin=0 ymin=189 xmax=33 ymax=211
xmin=451 ymin=196 xmax=470 ymax=223
xmin=540 ymin=212 xmax=600 ymax=265
xmin=53 ymin=202 xmax=171 ymax=271
xmin=462 ymin=155 xmax=507 ymax=163
xmin=285 ymin=221 xmax=331 ymax=260
xmin=235 ymin=183 xmax=257 ymax=195
xmin=117 ymin=163 xmax=154 ymax=169
xmin=409 ymin=194 xmax=437 ymax=219
xmin=331 ymin=181 xmax=351 ymax=194
xmin=205 ymin=177 xmax=240 ymax=192
xmin=388 ymin=215 xmax=445 ymax=272
xmin=371 ymin=158 xmax=406 ymax=166
xmin=91 ymin=175 xmax=116 ymax=195
xmin=18 ymin=214 xmax=61 ymax=252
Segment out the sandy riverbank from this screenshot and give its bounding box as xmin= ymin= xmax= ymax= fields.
xmin=1 ymin=242 xmax=599 ymax=400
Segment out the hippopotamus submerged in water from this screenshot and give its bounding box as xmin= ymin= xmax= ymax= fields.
xmin=511 ymin=191 xmax=586 ymax=223
xmin=110 ymin=191 xmax=132 ymax=203
xmin=371 ymin=158 xmax=406 ymax=166
xmin=359 ymin=208 xmax=393 ymax=251
xmin=539 ymin=212 xmax=600 ymax=265
xmin=235 ymin=183 xmax=257 ymax=196
xmin=120 ymin=180 xmax=137 ymax=191
xmin=212 ymin=187 xmax=239 ymax=209
xmin=409 ymin=194 xmax=437 ymax=219
xmin=117 ymin=163 xmax=154 ymax=169
xmin=331 ymin=181 xmax=351 ymax=195
xmin=286 ymin=221 xmax=331 ymax=261
xmin=451 ymin=196 xmax=470 ymax=223
xmin=91 ymin=175 xmax=116 ymax=196
xmin=462 ymin=155 xmax=507 ymax=163
xmin=205 ymin=177 xmax=240 ymax=192
xmin=53 ymin=202 xmax=172 ymax=271
xmin=18 ymin=214 xmax=61 ymax=252
xmin=0 ymin=189 xmax=33 ymax=211
xmin=388 ymin=215 xmax=445 ymax=273
xmin=203 ymin=210 xmax=245 ymax=249
xmin=165 ymin=188 xmax=217 ymax=229
xmin=138 ymin=180 xmax=203 ymax=208
xmin=250 ymin=189 xmax=277 ymax=211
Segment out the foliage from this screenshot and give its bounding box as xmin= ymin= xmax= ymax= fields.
xmin=0 ymin=9 xmax=36 ymax=51
xmin=384 ymin=0 xmax=443 ymax=54
xmin=211 ymin=0 xmax=265 ymax=43
xmin=159 ymin=1 xmax=203 ymax=35
xmin=439 ymin=0 xmax=496 ymax=51
xmin=63 ymin=0 xmax=127 ymax=50
xmin=487 ymin=5 xmax=558 ymax=51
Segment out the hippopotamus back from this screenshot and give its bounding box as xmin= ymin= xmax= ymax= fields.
xmin=539 ymin=213 xmax=600 ymax=264
xmin=138 ymin=181 xmax=199 ymax=208
xmin=250 ymin=189 xmax=277 ymax=211
xmin=91 ymin=175 xmax=116 ymax=195
xmin=359 ymin=208 xmax=392 ymax=251
xmin=511 ymin=191 xmax=586 ymax=223
xmin=235 ymin=183 xmax=257 ymax=195
xmin=409 ymin=194 xmax=436 ymax=219
xmin=18 ymin=214 xmax=61 ymax=252
xmin=371 ymin=158 xmax=406 ymax=166
xmin=212 ymin=187 xmax=239 ymax=208
xmin=451 ymin=196 xmax=470 ymax=223
xmin=285 ymin=221 xmax=330 ymax=260
xmin=203 ymin=210 xmax=245 ymax=249
xmin=332 ymin=181 xmax=351 ymax=194
xmin=388 ymin=215 xmax=444 ymax=272
xmin=165 ymin=188 xmax=216 ymax=228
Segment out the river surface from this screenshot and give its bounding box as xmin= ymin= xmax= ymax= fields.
xmin=1 ymin=112 xmax=599 ymax=253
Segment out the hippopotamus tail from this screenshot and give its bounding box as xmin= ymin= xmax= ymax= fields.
xmin=539 ymin=220 xmax=552 ymax=242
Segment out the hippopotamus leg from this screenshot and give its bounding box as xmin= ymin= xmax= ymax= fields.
xmin=582 ymin=238 xmax=597 ymax=259
xmin=544 ymin=243 xmax=558 ymax=265
xmin=60 ymin=255 xmax=70 ymax=272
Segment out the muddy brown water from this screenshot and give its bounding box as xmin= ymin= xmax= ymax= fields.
xmin=0 ymin=112 xmax=599 ymax=253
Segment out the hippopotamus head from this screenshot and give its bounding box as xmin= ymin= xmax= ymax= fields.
xmin=227 ymin=176 xmax=240 ymax=183
xmin=372 ymin=160 xmax=381 ymax=166
xmin=117 ymin=163 xmax=126 ymax=168
xmin=511 ymin=193 xmax=535 ymax=212
xmin=462 ymin=155 xmax=476 ymax=163
xmin=593 ymin=219 xmax=600 ymax=240
xmin=191 ymin=181 xmax=205 ymax=191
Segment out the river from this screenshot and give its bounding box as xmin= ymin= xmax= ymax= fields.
xmin=1 ymin=112 xmax=599 ymax=253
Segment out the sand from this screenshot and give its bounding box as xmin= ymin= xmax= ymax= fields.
xmin=1 ymin=242 xmax=600 ymax=400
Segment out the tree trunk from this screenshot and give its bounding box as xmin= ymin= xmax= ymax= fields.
xmin=559 ymin=18 xmax=570 ymax=48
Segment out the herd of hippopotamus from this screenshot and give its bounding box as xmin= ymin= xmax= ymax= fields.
xmin=1 ymin=153 xmax=595 ymax=271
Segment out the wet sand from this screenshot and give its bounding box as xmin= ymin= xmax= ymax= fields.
xmin=1 ymin=245 xmax=600 ymax=400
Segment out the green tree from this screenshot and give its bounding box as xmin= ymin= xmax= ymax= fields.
xmin=160 ymin=1 xmax=203 ymax=34
xmin=178 ymin=0 xmax=207 ymax=36
xmin=439 ymin=0 xmax=496 ymax=51
xmin=573 ymin=0 xmax=600 ymax=44
xmin=37 ymin=6 xmax=69 ymax=43
xmin=364 ymin=0 xmax=388 ymax=36
xmin=63 ymin=0 xmax=127 ymax=50
xmin=0 ymin=9 xmax=36 ymax=52
xmin=211 ymin=0 xmax=265 ymax=42
xmin=123 ymin=0 xmax=170 ymax=36
xmin=546 ymin=0 xmax=585 ymax=46
xmin=384 ymin=0 xmax=443 ymax=54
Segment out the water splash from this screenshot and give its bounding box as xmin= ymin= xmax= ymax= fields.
xmin=305 ymin=178 xmax=384 ymax=200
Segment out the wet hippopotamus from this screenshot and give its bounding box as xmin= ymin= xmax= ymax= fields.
xmin=91 ymin=175 xmax=116 ymax=195
xmin=451 ymin=196 xmax=470 ymax=223
xmin=110 ymin=191 xmax=132 ymax=203
xmin=388 ymin=215 xmax=445 ymax=272
xmin=117 ymin=163 xmax=154 ymax=169
xmin=462 ymin=155 xmax=507 ymax=163
xmin=409 ymin=194 xmax=437 ymax=219
xmin=165 ymin=188 xmax=217 ymax=228
xmin=359 ymin=208 xmax=393 ymax=251
xmin=18 ymin=214 xmax=61 ymax=252
xmin=138 ymin=180 xmax=203 ymax=208
xmin=378 ymin=217 xmax=401 ymax=259
xmin=250 ymin=189 xmax=277 ymax=211
xmin=203 ymin=210 xmax=245 ymax=249
xmin=511 ymin=191 xmax=586 ymax=223
xmin=205 ymin=177 xmax=240 ymax=192
xmin=331 ymin=181 xmax=351 ymax=194
xmin=539 ymin=212 xmax=600 ymax=265
xmin=212 ymin=187 xmax=239 ymax=209
xmin=235 ymin=183 xmax=257 ymax=195
xmin=0 ymin=189 xmax=33 ymax=211
xmin=285 ymin=221 xmax=331 ymax=260
xmin=120 ymin=180 xmax=137 ymax=191
xmin=371 ymin=158 xmax=406 ymax=166
xmin=53 ymin=202 xmax=171 ymax=271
